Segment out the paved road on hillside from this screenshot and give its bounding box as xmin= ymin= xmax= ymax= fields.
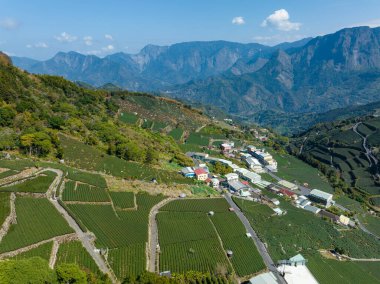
xmin=224 ymin=194 xmax=286 ymax=284
xmin=147 ymin=198 xmax=174 ymax=273
xmin=45 ymin=168 xmax=117 ymax=283
xmin=354 ymin=214 xmax=380 ymax=240
xmin=353 ymin=122 xmax=379 ymax=172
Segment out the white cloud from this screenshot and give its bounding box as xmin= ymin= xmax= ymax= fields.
xmin=262 ymin=9 xmax=301 ymax=31
xmin=232 ymin=16 xmax=245 ymax=25
xmin=35 ymin=42 xmax=48 ymax=48
xmin=105 ymin=34 xmax=113 ymax=40
xmin=0 ymin=18 xmax=20 ymax=30
xmin=55 ymin=32 xmax=77 ymax=42
xmin=102 ymin=44 xmax=114 ymax=51
xmin=26 ymin=42 xmax=49 ymax=48
xmin=83 ymin=36 xmax=93 ymax=46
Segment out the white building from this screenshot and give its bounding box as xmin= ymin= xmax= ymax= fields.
xmin=225 ymin=173 xmax=239 ymax=181
xmin=309 ymin=189 xmax=333 ymax=207
xmin=278 ymin=180 xmax=298 ymax=191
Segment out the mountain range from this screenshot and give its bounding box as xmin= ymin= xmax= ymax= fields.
xmin=11 ymin=26 xmax=380 ymax=133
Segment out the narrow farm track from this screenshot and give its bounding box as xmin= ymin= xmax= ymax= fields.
xmin=224 ymin=194 xmax=286 ymax=284
xmin=45 ymin=168 xmax=118 ymax=283
xmin=0 ymin=192 xmax=16 ymax=242
xmin=147 ymin=197 xmax=174 ymax=272
xmin=49 ymin=240 xmax=60 ymax=268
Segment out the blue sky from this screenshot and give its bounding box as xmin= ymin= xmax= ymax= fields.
xmin=1 ymin=0 xmax=380 ymax=59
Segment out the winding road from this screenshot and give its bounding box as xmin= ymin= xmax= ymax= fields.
xmin=353 ymin=122 xmax=379 ymax=169
xmin=224 ymin=194 xmax=286 ymax=284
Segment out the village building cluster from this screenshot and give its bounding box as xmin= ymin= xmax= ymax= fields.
xmin=179 ymin=141 xmax=355 ymax=227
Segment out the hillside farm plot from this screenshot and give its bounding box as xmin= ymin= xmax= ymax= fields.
xmin=0 ymin=159 xmax=36 ymax=171
xmin=158 ymin=198 xmax=264 ymax=276
xmin=0 ymin=170 xmax=18 ymax=180
xmin=0 ymin=171 xmax=56 ymax=193
xmin=0 ymin=192 xmax=11 ymax=225
xmin=233 ymin=197 xmax=380 ymax=262
xmin=307 ymin=253 xmax=380 ymax=284
xmin=211 ymin=212 xmax=266 ymax=276
xmin=168 ymin=128 xmax=183 ymax=141
xmin=0 ymin=197 xmax=73 ymax=253
xmin=160 ymin=198 xmax=230 ymax=213
xmin=158 ymin=212 xmax=217 ymax=245
xmin=66 ymin=193 xmax=164 ymax=280
xmin=152 ymin=121 xmax=167 ymax=132
xmin=10 ymin=242 xmax=53 ymax=261
xmin=159 ymin=238 xmax=231 ymax=274
xmin=186 ymin=133 xmax=209 ymax=146
xmin=108 ymin=244 xmax=146 ymax=279
xmin=119 ymin=112 xmax=139 ymax=125
xmin=59 ymin=135 xmax=192 ymax=184
xmin=56 ymin=241 xmax=100 ymax=275
xmin=62 ymin=181 xmax=109 ymax=202
xmin=109 ymin=192 xmax=135 ymax=209
xmin=66 ymin=170 xmax=107 ymax=188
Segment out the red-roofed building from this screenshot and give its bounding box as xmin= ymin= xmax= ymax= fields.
xmin=280 ymin=188 xmax=298 ymax=200
xmin=194 ymin=168 xmax=208 ymax=181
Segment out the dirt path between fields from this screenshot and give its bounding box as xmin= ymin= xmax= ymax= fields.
xmin=147 ymin=198 xmax=174 ymax=272
xmin=49 ymin=239 xmax=60 ymax=268
xmin=0 ymin=193 xmax=16 ymax=243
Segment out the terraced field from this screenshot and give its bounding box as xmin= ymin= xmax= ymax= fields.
xmin=0 ymin=197 xmax=73 ymax=253
xmin=0 ymin=192 xmax=10 ymax=225
xmin=210 ymin=212 xmax=266 ymax=276
xmin=233 ymin=197 xmax=380 ymax=261
xmin=66 ymin=193 xmax=165 ymax=279
xmin=59 ymin=135 xmax=192 ymax=184
xmin=307 ymin=253 xmax=380 ymax=284
xmin=158 ymin=198 xmax=265 ymax=277
xmin=119 ymin=112 xmax=139 ymax=125
xmin=10 ymin=242 xmax=53 ymax=261
xmin=0 ymin=159 xmax=36 ymax=171
xmin=109 ymin=192 xmax=135 ymax=209
xmin=108 ymin=244 xmax=146 ymax=279
xmin=168 ymin=128 xmax=183 ymax=141
xmin=56 ymin=241 xmax=100 ymax=274
xmin=0 ymin=172 xmax=56 ymax=193
xmin=62 ymin=182 xmax=109 ymax=202
xmin=0 ymin=170 xmax=18 ymax=179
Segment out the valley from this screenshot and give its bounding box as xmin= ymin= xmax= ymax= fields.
xmin=1 ymin=16 xmax=380 ymax=284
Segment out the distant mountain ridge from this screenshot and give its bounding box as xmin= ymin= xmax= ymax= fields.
xmin=11 ymin=27 xmax=380 ymax=133
xmin=12 ymin=41 xmax=274 ymax=90
xmin=169 ymin=27 xmax=380 ymax=120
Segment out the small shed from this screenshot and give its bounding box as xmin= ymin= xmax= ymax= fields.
xmin=226 ymin=250 xmax=233 ymax=258
xmin=208 ymin=211 xmax=215 ymax=216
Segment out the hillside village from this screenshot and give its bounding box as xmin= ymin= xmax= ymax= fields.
xmin=181 ymin=142 xmax=356 ymax=231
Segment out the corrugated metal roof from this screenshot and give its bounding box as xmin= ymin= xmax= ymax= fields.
xmin=310 ymin=189 xmax=333 ymax=201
